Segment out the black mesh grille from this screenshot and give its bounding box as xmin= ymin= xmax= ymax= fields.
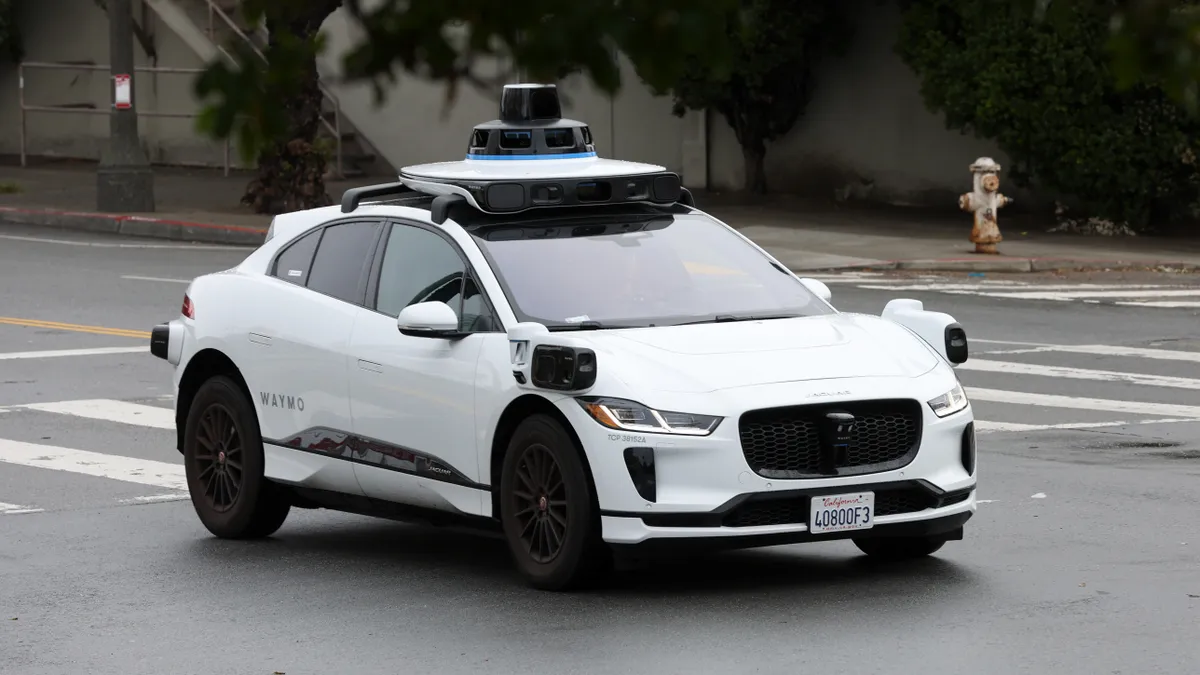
xmin=722 ymin=487 xmax=937 ymax=528
xmin=738 ymin=399 xmax=923 ymax=478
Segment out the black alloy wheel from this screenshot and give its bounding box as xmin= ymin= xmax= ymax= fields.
xmin=511 ymin=443 xmax=569 ymax=564
xmin=190 ymin=402 xmax=244 ymax=512
xmin=500 ymin=414 xmax=611 ymax=591
xmin=183 ymin=375 xmax=291 ymax=539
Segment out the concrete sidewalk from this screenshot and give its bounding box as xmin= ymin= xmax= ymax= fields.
xmin=2 ymin=158 xmax=1200 ymax=273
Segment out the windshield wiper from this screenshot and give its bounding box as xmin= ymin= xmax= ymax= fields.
xmin=673 ymin=313 xmax=802 ymax=326
xmin=546 ymin=321 xmax=615 ymax=331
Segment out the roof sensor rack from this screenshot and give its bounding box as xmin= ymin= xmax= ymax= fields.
xmin=340 ymin=82 xmax=696 ymax=220
xmin=340 ymin=181 xmax=417 ymax=213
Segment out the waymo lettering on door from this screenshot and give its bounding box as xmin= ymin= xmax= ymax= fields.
xmin=259 ymin=392 xmax=306 ymax=411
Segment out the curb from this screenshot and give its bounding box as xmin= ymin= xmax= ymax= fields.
xmin=0 ymin=207 xmax=267 ymax=246
xmin=803 ymin=257 xmax=1200 ymax=274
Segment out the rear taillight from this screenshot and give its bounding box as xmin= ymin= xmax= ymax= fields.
xmin=181 ymin=294 xmax=194 ymax=319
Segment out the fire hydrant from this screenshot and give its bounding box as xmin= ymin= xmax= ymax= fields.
xmin=959 ymin=157 xmax=1011 ymax=254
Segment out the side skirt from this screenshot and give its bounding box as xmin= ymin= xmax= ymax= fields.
xmin=283 ymin=484 xmax=502 ymax=536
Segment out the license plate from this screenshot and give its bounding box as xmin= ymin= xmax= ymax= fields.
xmin=809 ymin=492 xmax=874 ymax=534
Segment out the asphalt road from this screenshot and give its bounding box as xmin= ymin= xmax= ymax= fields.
xmin=1 ymin=224 xmax=1198 ymax=675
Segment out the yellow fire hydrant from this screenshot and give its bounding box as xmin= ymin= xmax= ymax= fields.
xmin=959 ymin=157 xmax=1011 ymax=254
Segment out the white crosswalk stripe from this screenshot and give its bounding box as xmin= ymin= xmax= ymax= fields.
xmin=2 ymin=334 xmax=1199 ymax=515
xmin=11 ymin=398 xmax=176 ymax=429
xmin=0 ymin=500 xmax=44 ymax=515
xmin=803 ymin=271 xmax=1200 ymax=308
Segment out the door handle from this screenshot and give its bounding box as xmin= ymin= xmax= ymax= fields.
xmin=249 ymin=333 xmax=272 ymax=346
xmin=358 ymin=359 xmax=383 ymax=373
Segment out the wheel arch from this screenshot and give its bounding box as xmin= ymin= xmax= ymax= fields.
xmin=489 ymin=394 xmax=599 ymax=519
xmin=175 ymin=348 xmax=254 ymax=453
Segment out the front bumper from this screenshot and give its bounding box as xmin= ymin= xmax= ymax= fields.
xmin=556 ymin=375 xmax=977 ymax=547
xmin=601 ymin=481 xmax=974 ymax=550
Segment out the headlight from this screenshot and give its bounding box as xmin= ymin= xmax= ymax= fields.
xmin=927 ymin=382 xmax=968 ymax=418
xmin=576 ymin=397 xmax=722 ymax=436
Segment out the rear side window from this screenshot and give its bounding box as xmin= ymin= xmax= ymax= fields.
xmin=306 ymin=221 xmax=383 ymax=304
xmin=271 ymin=228 xmax=321 ymax=286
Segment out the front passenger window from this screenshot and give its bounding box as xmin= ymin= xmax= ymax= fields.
xmin=376 ymin=224 xmax=495 ymax=332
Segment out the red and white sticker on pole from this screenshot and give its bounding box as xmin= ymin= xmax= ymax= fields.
xmin=113 ymin=74 xmax=131 ymax=109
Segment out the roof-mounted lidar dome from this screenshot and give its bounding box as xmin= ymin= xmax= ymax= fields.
xmin=466 ymin=84 xmax=597 ymax=160
xmin=377 ymin=81 xmax=690 ymax=221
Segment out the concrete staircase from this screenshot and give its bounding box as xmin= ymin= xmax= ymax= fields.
xmin=143 ymin=0 xmax=395 ymax=178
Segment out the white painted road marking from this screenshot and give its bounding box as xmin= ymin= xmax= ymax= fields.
xmin=811 ymin=271 xmax=1200 ymax=309
xmin=0 ymin=233 xmax=247 ymax=251
xmin=120 ymin=275 xmax=192 ymax=284
xmin=857 ymin=283 xmax=1174 ymax=293
xmin=118 ymin=493 xmax=188 ymax=505
xmin=960 ymin=359 xmax=1200 ymax=390
xmin=0 ymin=439 xmax=186 ymax=491
xmin=974 ymin=418 xmax=1196 ymax=433
xmin=0 ymin=346 xmax=147 ymax=360
xmin=1113 ymin=301 xmax=1200 ymax=308
xmin=979 ymin=343 xmax=1200 ymax=362
xmin=966 ymin=387 xmax=1200 ymax=419
xmin=15 ymin=399 xmax=175 ymax=429
xmin=0 ymin=501 xmax=44 ymax=515
xmin=986 ymin=289 xmax=1200 ymax=300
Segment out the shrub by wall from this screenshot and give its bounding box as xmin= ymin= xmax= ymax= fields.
xmin=0 ymin=0 xmax=20 ymax=63
xmin=895 ymin=0 xmax=1200 ymax=231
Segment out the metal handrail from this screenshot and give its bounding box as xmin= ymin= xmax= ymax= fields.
xmin=202 ymin=0 xmax=344 ymax=178
xmin=17 ymin=61 xmax=233 ymax=175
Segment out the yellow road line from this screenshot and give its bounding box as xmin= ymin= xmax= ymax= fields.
xmin=0 ymin=317 xmax=151 ymax=339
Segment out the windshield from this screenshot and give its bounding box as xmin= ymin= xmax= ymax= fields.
xmin=469 ymin=212 xmax=835 ymax=329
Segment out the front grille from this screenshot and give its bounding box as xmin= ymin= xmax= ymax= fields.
xmin=722 ymin=487 xmax=939 ymax=528
xmin=738 ymin=399 xmax=923 ymax=478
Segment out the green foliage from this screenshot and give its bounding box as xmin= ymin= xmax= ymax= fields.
xmin=1104 ymin=0 xmax=1200 ymax=110
xmin=193 ymin=0 xmax=741 ymax=165
xmin=897 ymin=0 xmax=1200 ymax=229
xmin=646 ymin=0 xmax=850 ymax=193
xmin=194 ymin=0 xmax=342 ymax=166
xmin=1012 ymin=0 xmax=1200 ymax=111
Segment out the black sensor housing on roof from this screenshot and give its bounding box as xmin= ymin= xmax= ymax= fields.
xmin=500 ymin=84 xmax=562 ymax=122
xmin=467 ymin=84 xmax=596 ymax=159
xmin=406 ymin=170 xmax=688 ymax=221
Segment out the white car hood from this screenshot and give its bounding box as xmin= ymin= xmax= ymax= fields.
xmin=582 ymin=313 xmax=939 ymax=395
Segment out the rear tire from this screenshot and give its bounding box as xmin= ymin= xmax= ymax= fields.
xmin=852 ymin=535 xmax=947 ymax=561
xmin=499 ymin=414 xmax=611 ymax=591
xmin=183 ymin=375 xmax=291 ymax=539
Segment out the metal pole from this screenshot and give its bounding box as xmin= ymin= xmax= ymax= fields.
xmin=19 ymin=64 xmax=26 ymax=167
xmin=96 ymin=0 xmax=155 ymax=212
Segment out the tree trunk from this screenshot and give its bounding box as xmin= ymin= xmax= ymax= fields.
xmin=742 ymin=142 xmax=767 ymax=194
xmin=242 ymin=4 xmax=342 ymax=214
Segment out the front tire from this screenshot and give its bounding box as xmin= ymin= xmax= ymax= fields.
xmin=499 ymin=414 xmax=611 ymax=591
xmin=183 ymin=375 xmax=291 ymax=539
xmin=852 ymin=535 xmax=947 ymax=561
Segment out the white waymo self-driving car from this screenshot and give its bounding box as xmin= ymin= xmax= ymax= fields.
xmin=150 ymin=83 xmax=976 ymax=590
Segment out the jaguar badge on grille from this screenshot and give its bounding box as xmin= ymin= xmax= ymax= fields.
xmin=818 ymin=411 xmax=856 ymax=473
